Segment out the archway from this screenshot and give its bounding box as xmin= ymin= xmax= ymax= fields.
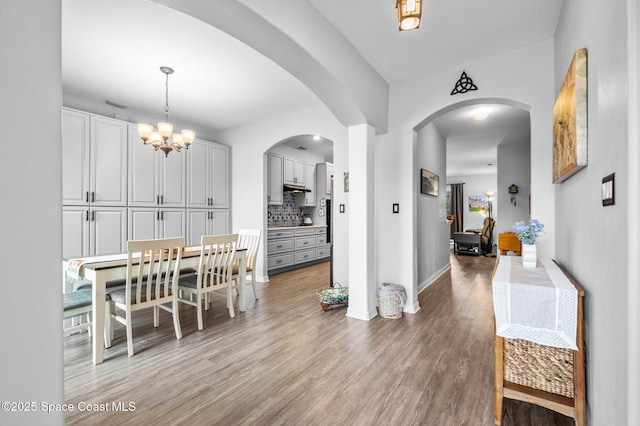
xmin=414 ymin=98 xmax=531 ymax=293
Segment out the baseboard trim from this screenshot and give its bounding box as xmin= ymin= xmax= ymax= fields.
xmin=418 ymin=263 xmax=451 ymax=294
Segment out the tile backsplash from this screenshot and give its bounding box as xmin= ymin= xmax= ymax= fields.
xmin=268 ymin=192 xmax=306 ymax=227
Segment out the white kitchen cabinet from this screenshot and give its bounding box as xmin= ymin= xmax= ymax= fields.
xmin=62 ymin=109 xmax=128 ymax=207
xmin=128 ymin=124 xmax=186 ymax=208
xmin=316 ymin=162 xmax=334 ymax=198
xmin=186 ymin=209 xmax=229 ymax=246
xmin=127 ymin=207 xmax=185 ymax=241
xmin=303 ymin=162 xmax=316 ymax=206
xmin=267 ymin=153 xmax=284 ymax=205
xmin=267 ymin=225 xmax=328 ymax=272
xmin=187 ymin=139 xmax=229 ymax=209
xmin=283 ymin=156 xmax=305 ymax=185
xmin=62 ymin=206 xmax=127 ymax=258
xmin=62 ymin=109 xmax=90 ymax=206
xmin=62 ymin=109 xmax=128 ymax=206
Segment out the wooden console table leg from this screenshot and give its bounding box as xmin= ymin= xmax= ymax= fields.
xmin=494 ymin=321 xmax=504 ymax=425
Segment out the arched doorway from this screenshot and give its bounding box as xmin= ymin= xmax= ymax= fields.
xmin=414 ymin=98 xmax=531 ymax=292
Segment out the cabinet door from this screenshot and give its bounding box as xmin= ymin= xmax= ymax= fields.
xmin=326 ymin=163 xmax=334 ymax=196
xmin=268 ymin=154 xmax=284 ymax=205
xmin=211 ymin=210 xmax=230 ymax=235
xmin=128 ymin=124 xmax=159 ymax=207
xmin=210 ymin=144 xmax=229 ymax=208
xmin=294 ymin=159 xmax=305 ymax=185
xmin=186 ymin=209 xmax=209 ymax=246
xmin=62 ymin=109 xmax=90 ymax=206
xmin=159 ymin=209 xmax=185 ymax=239
xmin=62 ymin=206 xmax=89 ymax=258
xmin=186 ymin=139 xmax=210 ymax=208
xmin=304 ymin=163 xmax=316 ymax=206
xmin=90 ymin=116 xmax=127 ymax=206
xmin=159 ymin=149 xmax=186 ymax=207
xmin=283 ymin=157 xmax=295 ymax=185
xmin=128 ymin=207 xmax=158 ymax=241
xmin=91 ymin=207 xmax=127 ymax=255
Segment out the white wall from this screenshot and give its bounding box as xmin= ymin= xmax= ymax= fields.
xmin=214 ymin=103 xmax=349 ymax=284
xmin=497 ymin=144 xmax=531 ymax=236
xmin=447 ymin=174 xmax=498 ymax=235
xmin=554 ymin=0 xmax=631 ymax=423
xmin=0 ymin=1 xmax=64 ymax=425
xmin=377 ymin=40 xmax=556 ymax=313
xmin=416 ymin=123 xmax=450 ymax=297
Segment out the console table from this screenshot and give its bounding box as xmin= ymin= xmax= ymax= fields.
xmin=492 ymin=258 xmax=585 ymax=426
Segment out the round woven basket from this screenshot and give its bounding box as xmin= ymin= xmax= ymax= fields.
xmin=378 ymin=295 xmax=403 ymax=319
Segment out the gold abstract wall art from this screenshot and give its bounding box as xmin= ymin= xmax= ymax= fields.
xmin=553 ymin=48 xmax=588 ymax=183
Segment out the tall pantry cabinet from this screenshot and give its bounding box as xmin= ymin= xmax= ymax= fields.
xmin=62 ymin=108 xmax=231 ymax=258
xmin=62 ymin=109 xmax=127 ymax=258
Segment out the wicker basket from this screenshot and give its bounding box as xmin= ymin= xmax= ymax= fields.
xmin=503 ymin=338 xmax=574 ymax=398
xmin=378 ymin=295 xmax=403 ymax=319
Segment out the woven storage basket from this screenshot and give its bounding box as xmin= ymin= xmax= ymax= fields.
xmin=503 ymin=338 xmax=574 ymax=398
xmin=378 ymin=295 xmax=403 ymax=319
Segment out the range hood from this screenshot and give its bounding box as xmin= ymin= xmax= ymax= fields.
xmin=283 ymin=183 xmax=311 ymax=193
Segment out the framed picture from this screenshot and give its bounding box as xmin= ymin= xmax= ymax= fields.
xmin=468 ymin=195 xmax=489 ymax=213
xmin=344 ymin=172 xmax=349 ymax=193
xmin=420 ymin=169 xmax=439 ymax=196
xmin=602 ymin=173 xmax=615 ymax=206
xmin=553 ymin=48 xmax=588 ymax=183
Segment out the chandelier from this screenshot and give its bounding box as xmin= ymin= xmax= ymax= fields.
xmin=137 ymin=66 xmax=195 ymax=157
xmin=396 ymin=0 xmax=422 ymax=31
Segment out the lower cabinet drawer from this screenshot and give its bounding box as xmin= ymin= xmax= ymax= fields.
xmin=295 ymin=248 xmax=315 ymax=264
xmin=268 ymin=252 xmax=294 ymax=269
xmin=267 ymin=238 xmax=294 ymax=254
xmin=316 ymin=235 xmax=327 ymax=246
xmin=295 ymin=236 xmax=315 ymax=250
xmin=316 ymin=246 xmax=327 ymax=258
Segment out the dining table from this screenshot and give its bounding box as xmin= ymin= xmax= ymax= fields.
xmin=63 ymin=245 xmax=247 ymax=365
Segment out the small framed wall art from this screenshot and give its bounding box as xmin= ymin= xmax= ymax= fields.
xmin=420 ymin=169 xmax=439 ymax=196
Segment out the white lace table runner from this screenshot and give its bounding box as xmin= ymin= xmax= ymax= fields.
xmin=492 ymin=256 xmax=578 ymax=350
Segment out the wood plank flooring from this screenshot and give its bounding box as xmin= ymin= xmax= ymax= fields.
xmin=64 ymin=254 xmax=574 ymax=425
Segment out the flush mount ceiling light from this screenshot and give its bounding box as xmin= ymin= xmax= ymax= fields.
xmin=396 ymin=0 xmax=422 ymax=31
xmin=473 ymin=108 xmax=490 ymax=121
xmin=137 ymin=66 xmax=195 ymax=157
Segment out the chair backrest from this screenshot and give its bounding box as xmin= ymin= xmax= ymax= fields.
xmin=481 ymin=217 xmax=495 ymax=237
xmin=237 ymin=229 xmax=262 ymax=270
xmin=197 ymin=234 xmax=238 ymax=290
xmin=126 ymin=237 xmax=184 ymax=306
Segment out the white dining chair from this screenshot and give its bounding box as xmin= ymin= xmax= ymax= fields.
xmin=108 ymin=237 xmax=184 ymax=357
xmin=234 ymin=229 xmax=262 ymax=300
xmin=177 ymin=234 xmax=238 ymax=331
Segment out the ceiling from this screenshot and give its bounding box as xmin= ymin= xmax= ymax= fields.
xmin=62 ymin=0 xmax=560 ymax=174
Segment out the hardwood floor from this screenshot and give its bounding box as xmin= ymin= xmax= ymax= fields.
xmin=64 ymin=254 xmax=574 ymax=425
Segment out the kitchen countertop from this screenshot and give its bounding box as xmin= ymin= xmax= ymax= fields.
xmin=268 ymin=224 xmax=327 ymax=230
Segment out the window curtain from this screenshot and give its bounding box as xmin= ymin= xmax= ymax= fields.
xmin=450 ymin=183 xmax=464 ymax=238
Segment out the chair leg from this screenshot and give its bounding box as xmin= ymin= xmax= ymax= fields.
xmin=153 ymin=306 xmax=159 ymax=327
xmin=250 ymin=271 xmax=258 ymax=300
xmin=126 ymin=308 xmax=134 ymax=357
xmin=197 ymin=295 xmax=204 ymax=331
xmin=227 ymin=287 xmax=235 ymax=318
xmin=172 ymin=298 xmax=182 ymax=340
xmin=87 ymin=311 xmax=93 ymax=338
xmin=104 ymin=300 xmax=112 ymax=348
